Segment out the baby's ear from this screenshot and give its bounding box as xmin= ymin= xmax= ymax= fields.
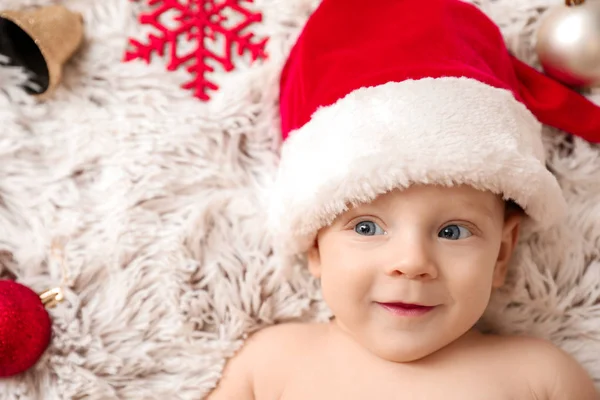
xmin=492 ymin=212 xmax=522 ymax=288
xmin=306 ymin=239 xmax=322 ymax=278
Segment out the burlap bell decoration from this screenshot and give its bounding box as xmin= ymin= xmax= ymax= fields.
xmin=0 ymin=5 xmax=84 ymax=99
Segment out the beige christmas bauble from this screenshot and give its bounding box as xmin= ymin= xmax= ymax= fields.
xmin=536 ymin=0 xmax=600 ymax=87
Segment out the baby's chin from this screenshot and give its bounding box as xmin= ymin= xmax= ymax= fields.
xmin=357 ymin=326 xmax=475 ymax=363
xmin=363 ymin=341 xmax=448 ymax=364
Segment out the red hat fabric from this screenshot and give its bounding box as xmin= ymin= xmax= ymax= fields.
xmin=271 ymin=0 xmax=598 ymax=255
xmin=279 ymin=0 xmax=600 ymax=141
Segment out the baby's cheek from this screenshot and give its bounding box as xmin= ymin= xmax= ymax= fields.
xmin=452 ymin=266 xmax=496 ymax=317
xmin=320 ymin=258 xmax=372 ymax=310
xmin=319 ymin=268 xmax=350 ymax=317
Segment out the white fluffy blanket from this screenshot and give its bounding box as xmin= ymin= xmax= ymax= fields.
xmin=0 ymin=0 xmax=598 ymax=398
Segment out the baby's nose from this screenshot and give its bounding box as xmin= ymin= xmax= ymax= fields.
xmin=383 ymin=237 xmax=438 ymax=280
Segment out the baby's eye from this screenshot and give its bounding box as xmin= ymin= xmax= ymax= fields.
xmin=438 ymin=224 xmax=472 ymax=240
xmin=354 ymin=221 xmax=385 ymax=236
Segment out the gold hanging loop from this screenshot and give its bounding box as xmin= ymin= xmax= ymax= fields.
xmin=37 ymin=238 xmax=69 ymax=309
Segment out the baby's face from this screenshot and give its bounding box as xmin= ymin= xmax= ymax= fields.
xmin=307 ymin=184 xmax=521 ymax=362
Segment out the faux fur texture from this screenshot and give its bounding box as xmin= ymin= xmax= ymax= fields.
xmin=0 ymin=0 xmax=598 ymax=399
xmin=272 ymin=77 xmax=567 ymax=256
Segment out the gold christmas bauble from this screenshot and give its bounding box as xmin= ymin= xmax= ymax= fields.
xmin=536 ymin=0 xmax=600 ymax=87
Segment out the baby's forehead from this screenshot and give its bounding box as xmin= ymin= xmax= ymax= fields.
xmin=340 ymin=185 xmax=504 ymax=216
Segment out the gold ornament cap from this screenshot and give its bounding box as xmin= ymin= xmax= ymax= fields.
xmin=0 ymin=5 xmax=84 ymax=99
xmin=39 ymin=287 xmax=65 ymax=309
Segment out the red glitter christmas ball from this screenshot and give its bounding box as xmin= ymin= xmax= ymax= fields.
xmin=0 ymin=280 xmax=52 ymax=377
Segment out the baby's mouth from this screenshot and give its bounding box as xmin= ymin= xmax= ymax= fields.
xmin=376 ymin=302 xmax=436 ymax=317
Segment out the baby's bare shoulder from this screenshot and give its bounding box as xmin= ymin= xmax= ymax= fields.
xmin=480 ymin=334 xmax=598 ymax=399
xmin=246 ymin=322 xmax=327 ymax=396
xmin=229 ymin=322 xmax=325 ymax=372
xmin=207 ymin=322 xmax=326 ymax=400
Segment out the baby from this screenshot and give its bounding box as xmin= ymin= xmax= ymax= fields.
xmin=209 ymin=186 xmax=597 ymax=399
xmin=209 ymin=0 xmax=600 ymax=398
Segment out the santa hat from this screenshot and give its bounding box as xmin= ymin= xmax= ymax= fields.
xmin=271 ymin=0 xmax=600 ymax=256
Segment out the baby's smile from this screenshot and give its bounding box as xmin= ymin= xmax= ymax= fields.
xmin=375 ymin=301 xmax=437 ymax=317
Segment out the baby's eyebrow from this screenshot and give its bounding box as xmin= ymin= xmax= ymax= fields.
xmin=334 ymin=203 xmax=379 ymax=222
xmin=346 ymin=202 xmax=383 ymax=215
xmin=459 ymin=202 xmax=497 ymax=222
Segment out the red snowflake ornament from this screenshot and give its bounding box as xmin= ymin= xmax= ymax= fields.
xmin=124 ymin=0 xmax=268 ymax=101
